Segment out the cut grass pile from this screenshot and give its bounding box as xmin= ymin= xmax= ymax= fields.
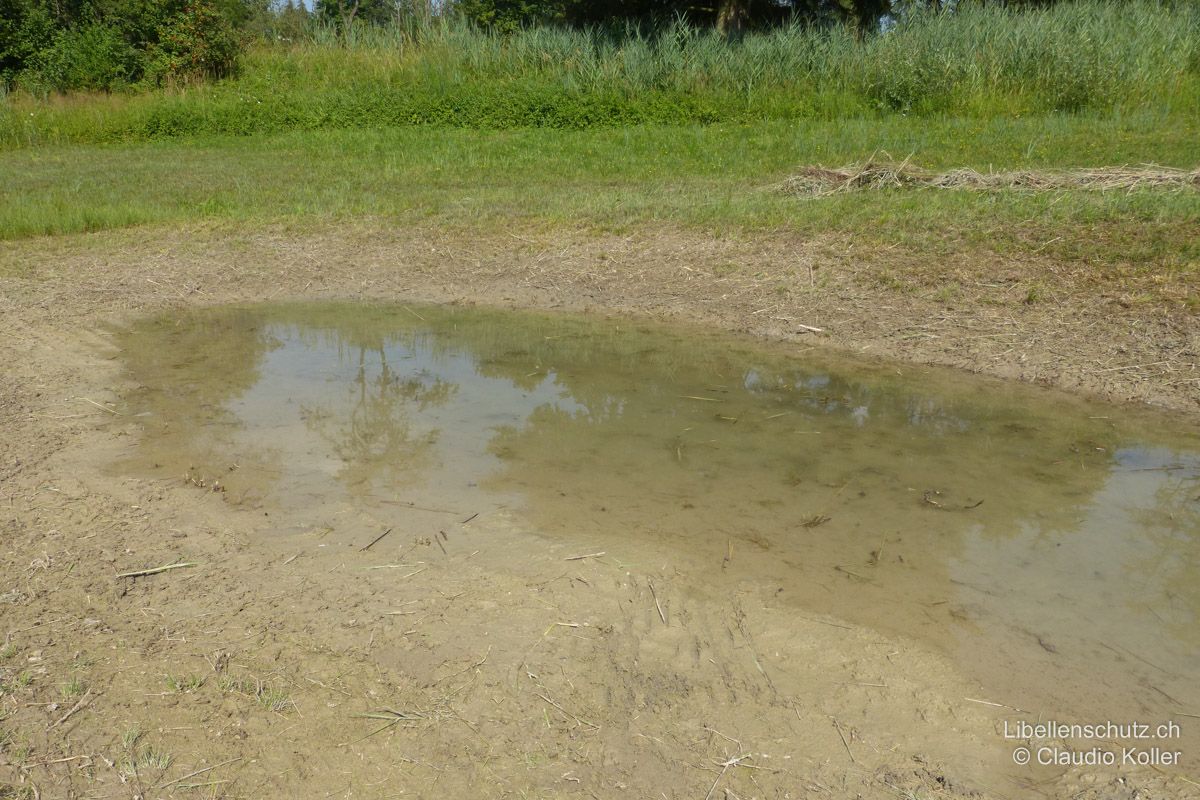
xmin=781 ymin=160 xmax=1200 ymax=196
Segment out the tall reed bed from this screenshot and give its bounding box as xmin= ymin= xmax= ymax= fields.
xmin=3 ymin=0 xmax=1198 ymax=147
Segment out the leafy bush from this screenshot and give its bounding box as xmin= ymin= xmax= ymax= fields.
xmin=27 ymin=23 xmax=139 ymax=92
xmin=147 ymin=1 xmax=242 ymax=85
xmin=1 ymin=0 xmax=242 ymax=92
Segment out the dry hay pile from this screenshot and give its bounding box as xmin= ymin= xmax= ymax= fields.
xmin=781 ymin=159 xmax=1200 ymax=196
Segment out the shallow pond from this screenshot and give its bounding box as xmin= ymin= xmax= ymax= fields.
xmin=116 ymin=302 xmax=1199 ymax=753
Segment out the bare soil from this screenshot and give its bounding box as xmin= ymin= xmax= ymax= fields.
xmin=1 ymin=221 xmax=1197 ymax=799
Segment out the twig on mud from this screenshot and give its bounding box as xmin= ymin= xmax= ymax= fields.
xmin=795 ymin=324 xmax=824 ymax=334
xmin=963 ymin=697 xmax=1028 ymax=713
xmin=377 ymin=499 xmax=461 ymax=515
xmin=22 ymin=754 xmax=95 ymax=768
xmin=704 ymin=754 xmax=752 ymax=800
xmin=702 ymin=726 xmax=741 ymax=749
xmin=360 ymin=527 xmax=393 ymax=552
xmin=154 ymin=757 xmax=243 ymax=790
xmin=47 ymin=689 xmax=99 ymax=731
xmin=794 ymin=613 xmax=852 ymax=631
xmin=831 ymin=718 xmax=856 ymax=765
xmin=834 ymin=565 xmax=870 ymax=582
xmin=431 ymin=646 xmax=491 ymax=685
xmin=115 ymin=561 xmax=197 ymax=579
xmin=73 ymin=396 xmax=121 ymax=415
xmin=342 ymin=709 xmax=425 ymax=746
xmin=564 ymin=551 xmax=605 ymax=561
xmin=648 ymin=580 xmax=667 ymax=625
xmin=535 ymin=693 xmax=601 ymax=731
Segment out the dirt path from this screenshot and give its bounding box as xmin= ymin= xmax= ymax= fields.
xmin=0 ymin=221 xmax=1197 ymax=799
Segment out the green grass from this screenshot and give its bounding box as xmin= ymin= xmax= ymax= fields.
xmin=2 ymin=116 xmax=1197 ymax=276
xmin=2 ymin=1 xmax=1198 ymax=146
xmin=3 ymin=1 xmax=1197 ymax=295
xmin=164 ymin=673 xmax=206 ymax=693
xmin=59 ymin=677 xmax=86 ymax=700
xmin=216 ymin=675 xmax=294 ymax=712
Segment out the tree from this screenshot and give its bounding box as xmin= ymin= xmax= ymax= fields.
xmin=315 ymin=0 xmax=396 ymax=30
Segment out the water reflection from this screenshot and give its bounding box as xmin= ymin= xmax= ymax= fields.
xmin=117 ymin=302 xmax=1200 ymax=746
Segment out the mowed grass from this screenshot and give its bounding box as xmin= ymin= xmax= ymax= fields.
xmin=3 ymin=114 xmax=1198 ymax=280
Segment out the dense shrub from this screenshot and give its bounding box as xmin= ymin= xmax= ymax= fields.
xmin=1 ymin=0 xmax=1198 ymax=145
xmin=147 ymin=1 xmax=242 ymax=84
xmin=28 ymin=23 xmax=139 ymax=92
xmin=0 ymin=0 xmax=243 ymax=92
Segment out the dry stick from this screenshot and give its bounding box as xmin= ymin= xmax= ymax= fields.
xmin=564 ymin=552 xmax=605 ymax=561
xmin=535 ymin=693 xmax=600 ymax=730
xmin=795 ymin=614 xmax=852 ymax=631
xmin=73 ymin=396 xmax=120 ymax=415
xmin=361 ymin=528 xmax=393 ymax=552
xmin=964 ymin=697 xmax=1028 ymax=713
xmin=47 ymin=689 xmax=99 ymax=731
xmin=704 ymin=754 xmax=751 ymax=800
xmin=378 ymin=499 xmax=460 ymax=515
xmin=23 ymin=754 xmax=94 ymax=768
xmin=115 ymin=562 xmax=196 ymax=579
xmin=155 ymin=757 xmax=243 ymax=791
xmin=178 ymin=780 xmax=230 ymax=790
xmin=431 ymin=646 xmax=491 ymax=686
xmin=831 ymin=718 xmax=856 ymax=765
xmin=647 ymin=580 xmax=667 ymax=625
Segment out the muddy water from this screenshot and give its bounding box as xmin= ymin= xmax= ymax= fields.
xmin=116 ymin=302 xmax=1200 ymax=763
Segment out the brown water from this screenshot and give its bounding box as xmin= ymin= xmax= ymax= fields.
xmin=116 ymin=302 xmax=1200 ymax=762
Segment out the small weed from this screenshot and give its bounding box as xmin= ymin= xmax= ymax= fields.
xmin=60 ymin=677 xmax=86 ymax=701
xmin=164 ymin=673 xmax=206 ymax=693
xmin=0 ymin=643 xmax=16 ymax=661
xmin=120 ymin=746 xmax=172 ymax=779
xmin=121 ymin=725 xmax=144 ymax=751
xmin=875 ymin=269 xmax=911 ymax=293
xmin=0 ymin=671 xmax=34 ymax=694
xmin=216 ymin=675 xmax=253 ymax=694
xmin=218 ymin=674 xmax=293 ymax=713
xmin=934 ymin=282 xmax=961 ymax=303
xmin=8 ymin=743 xmax=31 ymax=766
xmin=256 ymin=687 xmax=293 ymax=713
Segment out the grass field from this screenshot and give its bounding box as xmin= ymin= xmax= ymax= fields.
xmin=3 ymin=115 xmax=1198 ymax=286
xmin=2 ymin=2 xmax=1197 ymax=308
